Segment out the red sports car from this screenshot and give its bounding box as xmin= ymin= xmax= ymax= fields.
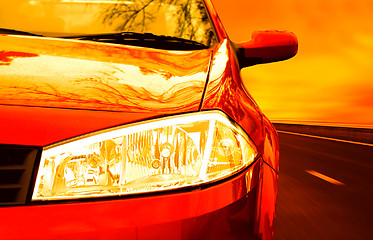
xmin=0 ymin=0 xmax=297 ymax=239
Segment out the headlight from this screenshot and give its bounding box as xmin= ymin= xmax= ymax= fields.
xmin=32 ymin=111 xmax=257 ymax=201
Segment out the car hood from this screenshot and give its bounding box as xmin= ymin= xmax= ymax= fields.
xmin=0 ymin=35 xmax=212 ymax=146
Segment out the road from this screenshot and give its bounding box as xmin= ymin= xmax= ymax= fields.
xmin=274 ymin=131 xmax=373 ymax=240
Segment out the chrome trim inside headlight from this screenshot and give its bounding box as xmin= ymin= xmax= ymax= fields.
xmin=32 ymin=111 xmax=257 ymax=201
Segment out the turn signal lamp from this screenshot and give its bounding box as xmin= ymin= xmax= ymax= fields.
xmin=32 ymin=111 xmax=257 ymax=201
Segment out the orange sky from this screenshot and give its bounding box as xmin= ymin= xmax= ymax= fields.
xmin=213 ymin=0 xmax=373 ymax=126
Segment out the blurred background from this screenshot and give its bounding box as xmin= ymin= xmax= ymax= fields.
xmin=212 ymin=1 xmax=373 ymax=239
xmin=213 ymin=0 xmax=373 ymax=127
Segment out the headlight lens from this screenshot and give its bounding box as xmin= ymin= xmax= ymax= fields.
xmin=32 ymin=111 xmax=257 ymax=201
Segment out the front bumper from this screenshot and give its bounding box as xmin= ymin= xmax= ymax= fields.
xmin=0 ymin=160 xmax=262 ymax=240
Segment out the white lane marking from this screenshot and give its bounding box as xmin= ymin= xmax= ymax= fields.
xmin=306 ymin=170 xmax=345 ymax=185
xmin=277 ymin=130 xmax=373 ymax=147
xmin=273 ymin=120 xmax=373 ymax=129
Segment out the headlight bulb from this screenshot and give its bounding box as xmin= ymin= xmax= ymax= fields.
xmin=32 ymin=111 xmax=257 ymax=201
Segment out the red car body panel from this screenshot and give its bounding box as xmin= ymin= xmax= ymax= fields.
xmin=0 ymin=35 xmax=211 ymax=113
xmin=0 ymin=34 xmax=210 ymax=146
xmin=0 ymin=160 xmax=261 ymax=240
xmin=0 ymin=105 xmax=160 ymax=146
xmin=0 ymin=0 xmax=281 ymax=239
xmin=201 ymin=40 xmax=264 ymax=152
xmin=201 ymin=39 xmax=279 ymax=240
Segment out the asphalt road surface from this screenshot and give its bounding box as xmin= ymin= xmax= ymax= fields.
xmin=274 ymin=131 xmax=373 ymax=240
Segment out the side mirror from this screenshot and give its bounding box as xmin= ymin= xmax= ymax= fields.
xmin=235 ymin=30 xmax=298 ymax=68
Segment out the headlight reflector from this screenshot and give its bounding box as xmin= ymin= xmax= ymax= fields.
xmin=32 ymin=111 xmax=257 ymax=201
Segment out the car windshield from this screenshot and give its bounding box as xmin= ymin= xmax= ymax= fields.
xmin=0 ymin=0 xmax=218 ymax=49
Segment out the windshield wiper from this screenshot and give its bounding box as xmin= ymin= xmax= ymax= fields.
xmin=63 ymin=32 xmax=209 ymax=50
xmin=0 ymin=28 xmax=43 ymax=37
